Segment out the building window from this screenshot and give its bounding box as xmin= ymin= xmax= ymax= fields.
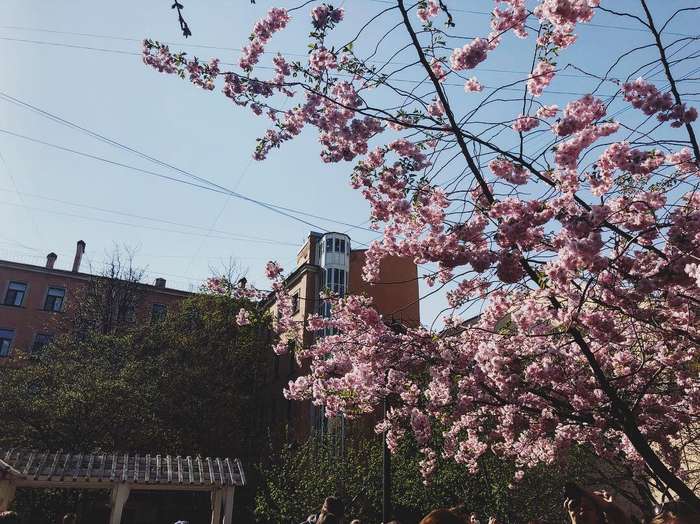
xmin=151 ymin=303 xmax=167 ymax=323
xmin=31 ymin=333 xmax=53 ymax=355
xmin=291 ymin=292 xmax=300 ymax=314
xmin=44 ymin=287 xmax=65 ymax=312
xmin=117 ymin=303 xmax=136 ymax=323
xmin=325 ymin=238 xmax=333 ymax=252
xmin=334 ymin=238 xmax=345 ymax=253
xmin=4 ymin=281 xmax=27 ymax=307
xmin=0 ymin=329 xmax=14 ymax=357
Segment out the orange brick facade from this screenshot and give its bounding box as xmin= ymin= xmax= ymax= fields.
xmin=0 ymin=241 xmax=190 ymax=360
xmin=264 ymin=231 xmax=420 ymax=442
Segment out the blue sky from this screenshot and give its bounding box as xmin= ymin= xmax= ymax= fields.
xmin=1 ymin=0 xmax=697 ymax=326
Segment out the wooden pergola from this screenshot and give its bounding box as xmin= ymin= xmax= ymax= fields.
xmin=0 ymin=449 xmax=246 ymax=523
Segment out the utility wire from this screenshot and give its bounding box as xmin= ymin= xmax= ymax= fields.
xmin=0 ymin=187 xmax=299 ymax=247
xmin=0 ymin=122 xmax=373 ymax=235
xmin=3 ymin=35 xmax=695 ymax=97
xmin=365 ymin=0 xmax=696 ymax=38
xmin=0 ymin=25 xmax=650 ymax=80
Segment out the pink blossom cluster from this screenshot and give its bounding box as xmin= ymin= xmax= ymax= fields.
xmin=142 ymin=40 xmax=181 ymax=74
xmin=417 ymin=0 xmax=440 ymax=23
xmin=622 ymin=77 xmax=698 ymax=127
xmin=527 ymin=60 xmax=556 ymax=96
xmin=491 ymin=0 xmax=529 ymax=39
xmin=311 ymin=4 xmax=344 ymax=30
xmin=309 ymin=47 xmax=337 ymax=74
xmin=450 ymin=38 xmax=491 ymax=71
xmin=512 ymin=114 xmax=540 ymax=132
xmin=464 ymin=77 xmax=483 ymax=92
xmin=553 ymin=94 xmax=607 ymax=136
xmin=533 ymin=0 xmax=600 ymax=48
xmin=489 ymin=158 xmax=529 ymax=184
xmin=536 ymin=104 xmax=558 ymax=118
xmin=235 ymin=308 xmax=251 ymax=326
xmin=667 ymin=147 xmax=698 ymax=175
xmin=240 ymin=7 xmax=290 ymax=71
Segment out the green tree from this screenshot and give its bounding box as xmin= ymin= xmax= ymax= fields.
xmin=254 ymin=434 xmax=649 ymax=524
xmin=0 ymin=292 xmax=274 ymax=522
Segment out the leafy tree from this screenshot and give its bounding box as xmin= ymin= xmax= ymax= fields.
xmin=0 ymin=292 xmax=274 ymax=522
xmin=254 ymin=434 xmax=635 ymax=524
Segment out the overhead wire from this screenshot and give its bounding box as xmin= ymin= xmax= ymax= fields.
xmin=0 ymin=94 xmax=378 ymax=235
xmin=0 ymin=187 xmax=300 ymax=247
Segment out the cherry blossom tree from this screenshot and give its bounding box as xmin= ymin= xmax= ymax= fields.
xmin=144 ymin=0 xmax=700 ymax=509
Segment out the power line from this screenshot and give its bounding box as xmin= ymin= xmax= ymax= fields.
xmin=0 ymin=118 xmax=373 ymax=237
xmin=0 ymin=187 xmax=300 ymax=247
xmin=365 ymin=0 xmax=695 ymax=37
xmin=0 ymin=198 xmax=309 ymax=244
xmin=2 ymin=33 xmax=691 ymax=93
xmin=0 ymin=25 xmax=640 ymax=80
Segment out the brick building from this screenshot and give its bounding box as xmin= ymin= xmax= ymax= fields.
xmin=0 ymin=240 xmax=190 ymax=359
xmin=262 ymin=231 xmax=420 ymax=442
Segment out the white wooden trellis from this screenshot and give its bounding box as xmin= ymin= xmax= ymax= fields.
xmin=0 ymin=449 xmax=245 ymax=524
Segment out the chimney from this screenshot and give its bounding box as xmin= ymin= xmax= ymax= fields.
xmin=155 ymin=278 xmax=166 ymax=288
xmin=72 ymin=240 xmax=86 ymax=273
xmin=46 ymin=252 xmax=57 ymax=269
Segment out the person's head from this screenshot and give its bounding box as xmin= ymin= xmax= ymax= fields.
xmin=0 ymin=512 xmax=19 ymax=524
xmin=563 ymin=483 xmax=632 ymax=524
xmin=648 ymin=501 xmax=700 ymax=524
xmin=317 ymin=513 xmax=340 ymax=524
xmin=322 ymin=497 xmax=345 ymax=518
xmin=350 ymin=520 xmax=361 ymax=524
xmin=419 ymin=509 xmax=467 ymax=524
xmin=63 ymin=513 xmax=77 ymax=524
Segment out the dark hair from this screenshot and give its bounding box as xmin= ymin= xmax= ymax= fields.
xmin=322 ymin=496 xmax=345 ymax=517
xmin=0 ymin=512 xmax=19 ymax=523
xmin=317 ymin=513 xmax=340 ymax=524
xmin=63 ymin=513 xmax=77 ymax=524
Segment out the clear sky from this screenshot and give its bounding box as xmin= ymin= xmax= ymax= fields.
xmin=1 ymin=0 xmax=698 ymax=326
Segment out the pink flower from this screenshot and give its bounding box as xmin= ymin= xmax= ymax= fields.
xmin=309 ymin=47 xmax=337 ymax=74
xmin=512 ymin=115 xmax=539 ymax=133
xmin=265 ymin=261 xmax=284 ymax=279
xmin=427 ymin=98 xmax=445 ymax=117
xmin=450 ymin=38 xmax=490 ymax=71
xmin=430 ymin=59 xmax=447 ymax=82
xmin=464 ymin=77 xmax=483 ymax=92
xmin=235 ymin=308 xmax=251 ymax=326
xmin=528 ymin=61 xmax=556 ymax=96
xmin=489 ymin=158 xmax=529 ymax=184
xmin=417 ymin=0 xmax=440 ymax=23
xmin=239 ymin=7 xmax=290 ymax=71
xmin=536 ymin=104 xmax=559 ymax=118
xmin=622 ymin=77 xmax=698 ymax=127
xmin=667 ymin=148 xmax=698 ymax=175
xmin=553 ymin=95 xmax=607 ymax=137
xmin=491 ymin=0 xmax=528 ymax=39
xmin=311 ymin=4 xmax=344 ymax=29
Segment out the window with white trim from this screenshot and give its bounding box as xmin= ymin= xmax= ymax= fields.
xmin=44 ymin=287 xmax=65 ymax=312
xmin=4 ymin=281 xmax=27 ymax=307
xmin=0 ymin=329 xmax=14 ymax=357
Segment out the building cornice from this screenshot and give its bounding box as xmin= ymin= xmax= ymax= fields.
xmin=0 ymin=259 xmax=192 ymax=298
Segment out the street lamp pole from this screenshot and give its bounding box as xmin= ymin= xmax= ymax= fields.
xmin=382 ymin=394 xmax=392 ymax=523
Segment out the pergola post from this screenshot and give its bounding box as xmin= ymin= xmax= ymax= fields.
xmin=108 ymin=484 xmax=130 ymax=524
xmin=0 ymin=480 xmax=16 ymax=511
xmin=222 ymin=486 xmax=235 ymax=524
xmin=210 ymin=489 xmax=223 ymax=524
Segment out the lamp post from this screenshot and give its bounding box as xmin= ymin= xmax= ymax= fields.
xmin=382 ymin=394 xmax=392 ymax=523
